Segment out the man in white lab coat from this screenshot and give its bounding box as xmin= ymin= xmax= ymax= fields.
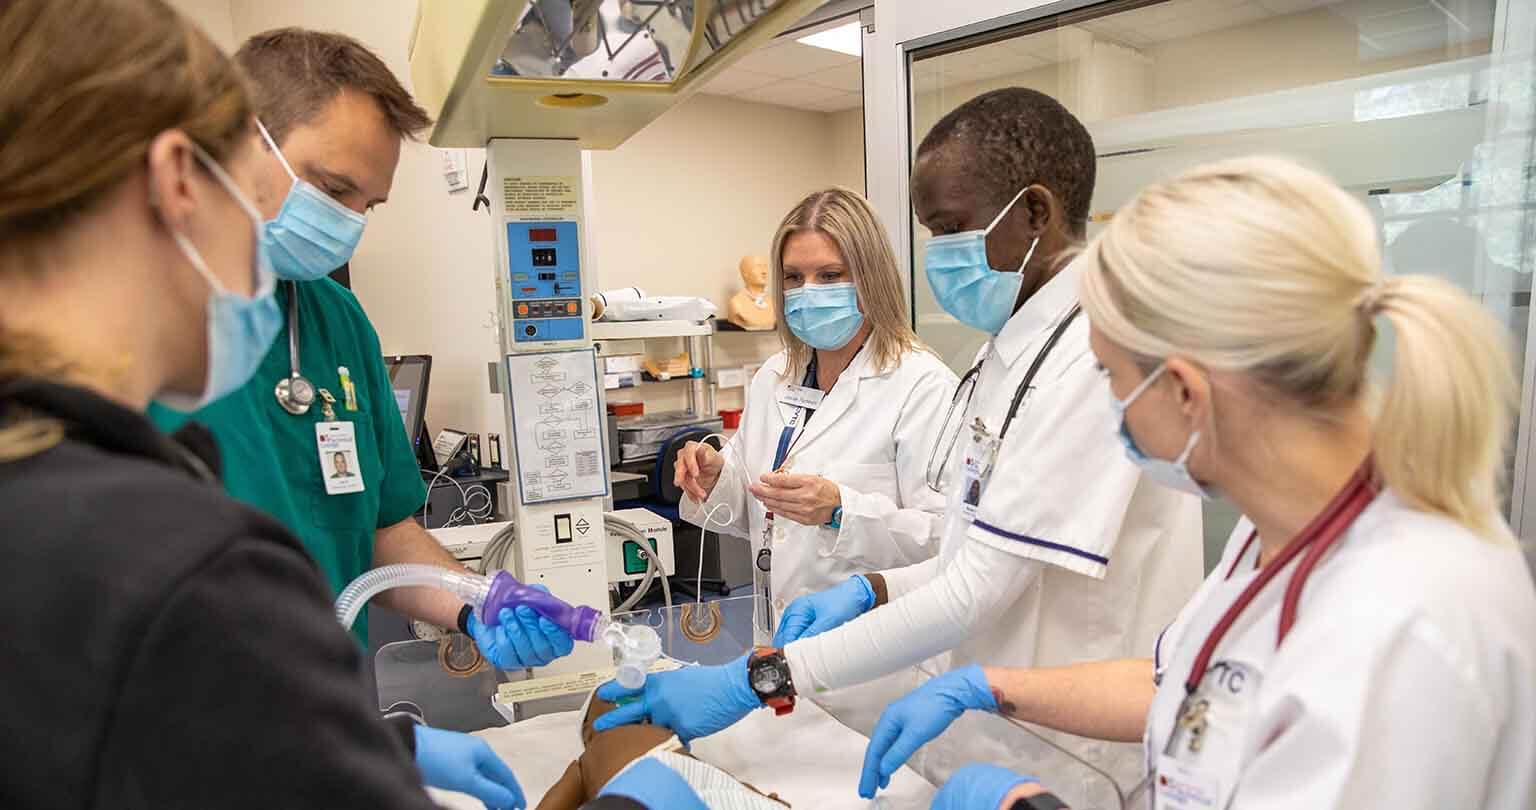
xmin=593 ymin=89 xmax=1203 ymax=810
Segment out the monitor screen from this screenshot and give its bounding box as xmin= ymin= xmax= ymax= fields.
xmin=383 ymin=354 xmax=431 ymax=449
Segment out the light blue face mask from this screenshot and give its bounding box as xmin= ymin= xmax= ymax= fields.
xmin=923 ymin=186 xmax=1037 ymax=335
xmin=157 ymin=145 xmax=282 ymax=413
xmin=256 ymin=119 xmax=366 ymax=282
xmin=1109 ymin=363 xmax=1212 ymax=499
xmin=783 ymin=282 xmax=864 ymax=350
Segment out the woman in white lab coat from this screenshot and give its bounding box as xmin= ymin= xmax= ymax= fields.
xmin=908 ymin=156 xmax=1536 ymax=810
xmin=674 ymin=187 xmax=957 ymax=639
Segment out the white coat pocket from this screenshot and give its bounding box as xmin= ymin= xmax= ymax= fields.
xmin=819 ymin=462 xmax=900 ymax=562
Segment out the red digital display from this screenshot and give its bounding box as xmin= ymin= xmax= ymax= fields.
xmin=528 ymin=228 xmax=558 ymax=243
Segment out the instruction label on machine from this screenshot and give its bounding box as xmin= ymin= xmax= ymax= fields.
xmin=503 ymin=176 xmax=579 ymax=219
xmin=506 ymin=349 xmax=609 ymax=504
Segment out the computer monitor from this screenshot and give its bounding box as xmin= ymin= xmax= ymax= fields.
xmin=383 ymin=354 xmax=432 ymax=465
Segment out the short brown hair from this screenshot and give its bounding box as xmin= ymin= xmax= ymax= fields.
xmin=235 ymin=28 xmax=432 ymax=145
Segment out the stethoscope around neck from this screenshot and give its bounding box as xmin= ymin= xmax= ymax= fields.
xmin=274 ymin=281 xmax=317 ymax=415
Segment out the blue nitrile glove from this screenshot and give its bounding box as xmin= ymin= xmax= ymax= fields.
xmin=592 ymin=654 xmax=761 ymax=743
xmin=598 ymin=757 xmax=709 ymax=810
xmin=771 ymin=575 xmax=875 ymax=646
xmin=414 ymin=725 xmax=526 ymax=810
xmin=932 ymin=763 xmax=1041 ymax=810
xmin=468 ymin=585 xmax=576 ymax=670
xmin=859 ymin=664 xmax=998 ymax=798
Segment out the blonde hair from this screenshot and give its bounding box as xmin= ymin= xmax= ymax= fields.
xmin=771 ymin=188 xmax=926 ymax=376
xmin=1080 ymin=156 xmax=1516 ymax=542
xmin=0 ymin=0 xmax=253 ymax=461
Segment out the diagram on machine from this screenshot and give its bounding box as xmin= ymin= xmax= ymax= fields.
xmin=508 ymin=350 xmax=609 ymax=504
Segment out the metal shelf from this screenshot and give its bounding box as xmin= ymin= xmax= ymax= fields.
xmin=590 ymin=319 xmax=715 ymax=341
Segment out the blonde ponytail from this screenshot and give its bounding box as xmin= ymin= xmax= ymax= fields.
xmin=1370 ymin=275 xmax=1515 ymax=541
xmin=1080 ymin=156 xmax=1518 ymax=543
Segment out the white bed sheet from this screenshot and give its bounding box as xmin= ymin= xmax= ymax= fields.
xmin=430 ymin=698 xmax=937 ymax=810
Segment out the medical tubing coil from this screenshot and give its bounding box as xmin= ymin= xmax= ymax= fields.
xmin=334 ymin=564 xmax=492 ymax=630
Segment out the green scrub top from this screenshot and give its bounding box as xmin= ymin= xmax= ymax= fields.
xmin=150 ymin=279 xmax=427 ymax=643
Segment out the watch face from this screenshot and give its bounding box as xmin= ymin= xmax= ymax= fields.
xmin=751 ymin=665 xmax=785 ymax=694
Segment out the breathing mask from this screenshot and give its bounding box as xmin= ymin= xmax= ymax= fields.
xmin=256 ymin=119 xmax=366 ymax=282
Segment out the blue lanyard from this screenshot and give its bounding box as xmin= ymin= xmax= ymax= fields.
xmin=772 ymin=357 xmax=818 ymax=471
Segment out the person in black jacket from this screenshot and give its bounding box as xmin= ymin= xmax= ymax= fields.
xmin=0 ymin=1 xmax=521 ymax=807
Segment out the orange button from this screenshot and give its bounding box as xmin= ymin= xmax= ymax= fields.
xmin=517 ymin=304 xmax=529 ymax=315
xmin=566 ymin=302 xmax=578 ymax=313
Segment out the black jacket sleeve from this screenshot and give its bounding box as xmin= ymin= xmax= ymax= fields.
xmin=92 ymin=532 xmax=441 ymax=810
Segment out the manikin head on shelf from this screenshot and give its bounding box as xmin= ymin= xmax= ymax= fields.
xmin=738 ymin=255 xmax=770 ymax=292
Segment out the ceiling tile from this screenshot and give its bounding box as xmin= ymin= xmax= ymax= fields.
xmin=701 ymin=66 xmax=779 ymax=95
xmin=1256 ymin=0 xmax=1342 ymax=13
xmin=1140 ymin=1 xmax=1273 ymax=40
xmin=735 ymin=80 xmax=848 ymax=110
xmin=731 ymin=40 xmax=858 ymax=79
xmin=805 ymin=61 xmax=863 ymax=92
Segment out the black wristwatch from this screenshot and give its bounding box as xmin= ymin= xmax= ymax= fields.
xmin=1009 ymin=792 xmax=1068 ymax=810
xmin=747 ymin=647 xmax=796 ymax=716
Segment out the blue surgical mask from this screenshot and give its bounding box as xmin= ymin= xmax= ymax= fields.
xmin=256 ymin=119 xmax=366 ymax=281
xmin=1109 ymin=363 xmax=1212 ymax=499
xmin=923 ymin=187 xmax=1036 ymax=335
xmin=783 ymin=282 xmax=864 ymax=350
xmin=157 ymin=145 xmax=282 ymax=412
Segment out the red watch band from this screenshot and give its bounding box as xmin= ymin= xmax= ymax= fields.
xmin=751 ymin=646 xmax=796 ymax=716
xmin=764 ymin=694 xmax=795 ymax=716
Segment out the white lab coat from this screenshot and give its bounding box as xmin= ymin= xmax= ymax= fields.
xmin=879 ymin=262 xmax=1204 ymax=809
xmin=681 ymin=344 xmax=957 ymax=629
xmin=1145 ymin=491 xmax=1536 ymax=809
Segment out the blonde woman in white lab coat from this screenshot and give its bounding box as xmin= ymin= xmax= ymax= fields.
xmin=674 ymin=188 xmax=957 ymax=641
xmin=909 ymin=157 xmax=1536 ymax=810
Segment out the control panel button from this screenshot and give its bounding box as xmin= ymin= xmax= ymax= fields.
xmin=524 ymin=324 xmax=538 ymax=337
xmin=566 ymin=302 xmax=578 ymax=314
xmin=516 ymin=304 xmax=529 ymax=316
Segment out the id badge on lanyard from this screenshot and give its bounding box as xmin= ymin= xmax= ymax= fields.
xmin=1154 ymin=659 xmax=1261 ymax=810
xmin=957 ymin=417 xmax=998 ymax=522
xmin=758 ymin=368 xmax=822 ymax=637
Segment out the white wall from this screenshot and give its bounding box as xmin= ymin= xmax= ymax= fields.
xmin=216 ymin=0 xmax=862 ymax=439
xmin=829 ymin=108 xmax=867 ymax=193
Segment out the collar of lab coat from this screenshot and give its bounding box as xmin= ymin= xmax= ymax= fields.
xmin=770 ymin=344 xmax=877 ymax=461
xmin=992 ymin=258 xmax=1082 ymax=367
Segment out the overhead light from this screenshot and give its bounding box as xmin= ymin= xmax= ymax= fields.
xmin=796 ymin=20 xmax=861 ymax=57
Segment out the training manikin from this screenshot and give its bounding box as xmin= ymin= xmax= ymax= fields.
xmin=537 ymin=691 xmax=789 ymax=810
xmin=726 ymin=255 xmax=775 ymax=331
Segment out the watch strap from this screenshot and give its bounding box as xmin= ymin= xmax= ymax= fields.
xmin=1010 ymin=791 xmax=1068 ymax=810
xmin=826 ymin=505 xmax=843 ymax=529
xmin=749 ymin=646 xmax=797 ymax=716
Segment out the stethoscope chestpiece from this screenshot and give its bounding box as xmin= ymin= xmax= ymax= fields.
xmin=275 ymin=373 xmax=316 ymax=415
xmin=274 ymin=282 xmax=315 ymax=416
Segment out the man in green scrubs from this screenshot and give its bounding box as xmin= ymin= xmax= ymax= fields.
xmin=151 ymin=28 xmax=572 ymax=671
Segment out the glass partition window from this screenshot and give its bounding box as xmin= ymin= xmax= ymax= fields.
xmin=907 ymin=0 xmax=1534 ymax=568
